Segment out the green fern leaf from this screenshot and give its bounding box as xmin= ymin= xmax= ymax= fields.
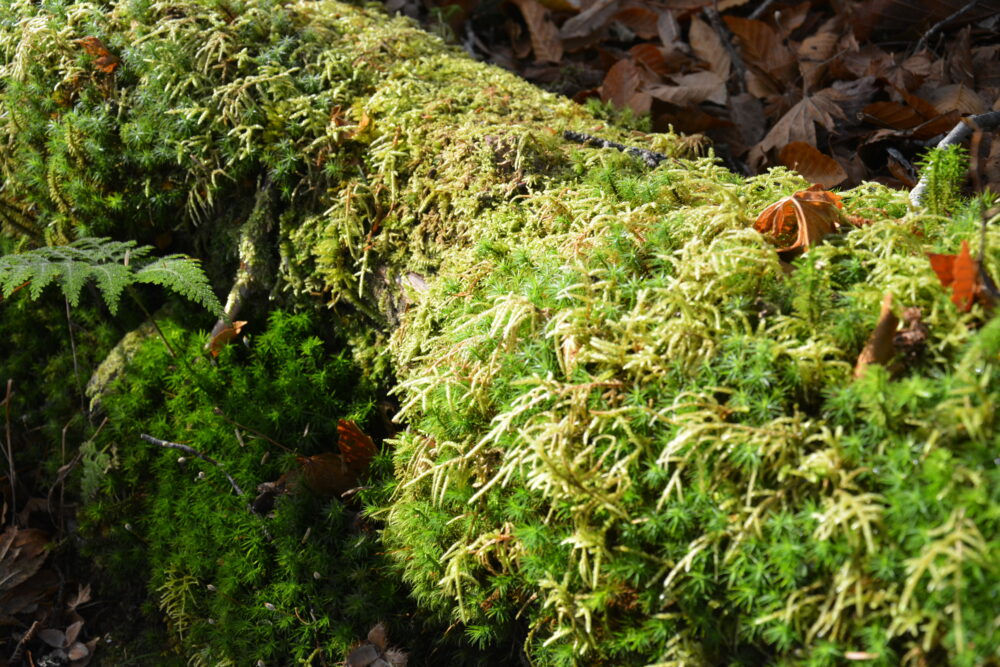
xmin=0 ymin=237 xmax=220 ymax=316
xmin=133 ymin=256 xmax=223 ymax=316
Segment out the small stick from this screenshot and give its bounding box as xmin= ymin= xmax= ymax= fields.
xmin=140 ymin=433 xmax=244 ymax=496
xmin=748 ymin=0 xmax=777 ymax=20
xmin=909 ymin=111 xmax=1000 ymax=207
xmin=562 ymin=131 xmax=670 ymax=169
xmin=10 ymin=619 xmax=40 ymax=664
xmin=914 ymin=0 xmax=978 ymax=54
xmin=703 ymin=3 xmax=748 ymax=95
xmin=3 ymin=379 xmax=14 ymax=526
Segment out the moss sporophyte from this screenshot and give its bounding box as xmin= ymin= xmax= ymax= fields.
xmin=0 ymin=0 xmax=998 ymax=665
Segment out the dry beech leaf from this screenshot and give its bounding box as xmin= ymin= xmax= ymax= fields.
xmin=657 ymin=10 xmax=683 ymax=52
xmin=927 ymin=240 xmax=997 ymax=312
xmin=923 ymin=83 xmax=986 ymax=115
xmin=629 ymin=43 xmax=670 ymax=78
xmin=778 ymin=142 xmax=847 ymax=188
xmin=862 ymin=101 xmax=927 ymax=129
xmin=296 ymin=420 xmax=376 ymax=498
xmin=559 ymin=0 xmax=618 ymax=42
xmin=756 ymin=87 xmax=848 ymax=155
xmin=754 ymin=184 xmax=843 ymax=257
xmin=208 ymin=320 xmax=247 ymax=357
xmin=647 ymin=71 xmax=727 ymax=106
xmin=723 ymin=16 xmax=796 ymax=83
xmin=600 ymin=59 xmax=651 ymax=116
xmin=76 ymin=37 xmax=120 ymax=74
xmin=689 ymin=15 xmax=730 ymax=81
xmin=854 ymin=293 xmax=899 ymax=379
xmin=509 ymin=0 xmax=563 ymax=64
xmin=613 ymin=7 xmax=659 ymax=40
xmin=797 ymin=30 xmax=839 ymax=91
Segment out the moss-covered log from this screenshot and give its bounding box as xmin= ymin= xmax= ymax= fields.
xmin=2 ymin=1 xmax=999 ymax=666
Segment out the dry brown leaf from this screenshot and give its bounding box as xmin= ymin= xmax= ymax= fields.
xmin=613 ymin=7 xmax=659 ymax=40
xmin=510 ymin=0 xmax=563 ymax=64
xmin=946 ymin=25 xmax=974 ymax=88
xmin=797 ymin=31 xmax=839 ymax=91
xmin=729 ymin=92 xmax=766 ymax=147
xmin=854 ymin=293 xmax=899 ymax=379
xmin=559 ymin=0 xmax=618 ymax=42
xmin=657 ymin=10 xmax=683 ymax=52
xmin=756 ymin=87 xmax=847 ymax=155
xmin=76 ymin=37 xmax=120 ymax=74
xmin=600 ymin=59 xmax=652 ymax=116
xmin=689 ymin=15 xmax=730 ymax=81
xmin=208 ymin=320 xmax=247 ymax=357
xmin=922 ymin=83 xmax=986 ymax=115
xmin=724 ymin=16 xmax=796 ymax=84
xmin=927 ymin=240 xmax=996 ymax=312
xmin=862 ymin=101 xmax=926 ymax=129
xmin=647 ymin=71 xmax=727 ymax=106
xmin=778 ymin=142 xmax=847 ymax=188
xmin=754 ymin=184 xmax=843 ymax=257
xmin=629 ymin=43 xmax=670 ymax=78
xmin=0 ymin=527 xmax=48 ymax=592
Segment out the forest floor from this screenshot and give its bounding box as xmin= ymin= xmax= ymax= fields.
xmin=388 ymin=0 xmax=1000 ymax=193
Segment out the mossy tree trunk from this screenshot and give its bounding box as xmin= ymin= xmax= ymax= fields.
xmin=3 ymin=2 xmax=998 ymax=666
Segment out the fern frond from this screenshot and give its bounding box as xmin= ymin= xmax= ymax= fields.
xmin=0 ymin=237 xmax=222 ymax=316
xmin=133 ymin=255 xmax=222 ymax=315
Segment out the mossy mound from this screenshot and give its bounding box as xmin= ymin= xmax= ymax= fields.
xmin=384 ymin=159 xmax=1000 ymax=665
xmin=1 ymin=0 xmax=998 ymax=666
xmin=80 ymin=310 xmax=404 ymax=664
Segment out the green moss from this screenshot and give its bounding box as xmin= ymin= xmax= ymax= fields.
xmin=79 ymin=309 xmax=426 ymax=663
xmin=383 ymin=161 xmax=1000 ymax=664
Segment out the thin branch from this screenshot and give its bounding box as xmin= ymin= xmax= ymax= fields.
xmin=140 ymin=433 xmax=244 ymax=496
xmin=3 ymin=379 xmax=14 ymax=526
xmin=748 ymin=0 xmax=778 ymax=20
xmin=64 ymin=297 xmax=85 ymax=414
xmin=9 ymin=619 xmax=40 ymax=664
xmin=914 ymin=0 xmax=979 ymax=54
xmin=704 ymin=3 xmax=748 ymax=95
xmin=909 ymin=111 xmax=1000 ymax=207
xmin=562 ymin=131 xmax=670 ymax=169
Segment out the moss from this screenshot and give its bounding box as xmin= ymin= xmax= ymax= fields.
xmin=79 ymin=309 xmax=446 ymax=664
xmin=382 ymin=158 xmax=1000 ymax=664
xmin=3 ymin=0 xmax=998 ymax=665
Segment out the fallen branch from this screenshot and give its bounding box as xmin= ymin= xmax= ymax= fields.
xmin=909 ymin=111 xmax=1000 ymax=208
xmin=140 ymin=433 xmax=244 ymax=496
xmin=562 ymin=131 xmax=669 ymax=168
xmin=914 ymin=0 xmax=979 ymax=54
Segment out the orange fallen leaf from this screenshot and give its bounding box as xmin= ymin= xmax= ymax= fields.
xmin=208 ymin=320 xmax=247 ymax=357
xmin=75 ymin=36 xmax=120 ymax=74
xmin=754 ymin=184 xmax=843 ymax=258
xmin=854 ymin=293 xmax=898 ymax=379
xmin=927 ymin=240 xmax=996 ymax=312
xmin=295 ymin=420 xmax=376 ymax=498
xmin=778 ymin=142 xmax=847 ymax=188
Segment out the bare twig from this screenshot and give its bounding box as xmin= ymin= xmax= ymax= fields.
xmin=3 ymin=379 xmax=14 ymax=526
xmin=212 ymin=408 xmax=293 ymax=453
xmin=748 ymin=0 xmax=778 ymax=20
xmin=704 ymin=3 xmax=748 ymax=95
xmin=909 ymin=111 xmax=1000 ymax=207
xmin=140 ymin=433 xmax=244 ymax=496
xmin=10 ymin=619 xmax=40 ymax=664
xmin=914 ymin=0 xmax=979 ymax=54
xmin=64 ymin=297 xmax=85 ymax=414
xmin=562 ymin=131 xmax=670 ymax=168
